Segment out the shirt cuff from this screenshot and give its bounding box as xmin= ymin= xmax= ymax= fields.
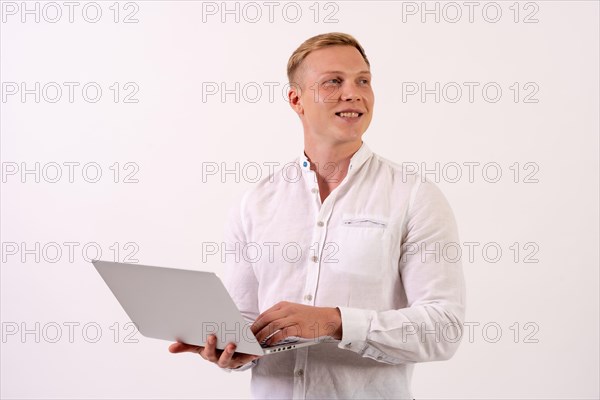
xmin=336 ymin=307 xmax=404 ymax=365
xmin=220 ymin=359 xmax=257 ymax=373
xmin=336 ymin=306 xmax=374 ymax=354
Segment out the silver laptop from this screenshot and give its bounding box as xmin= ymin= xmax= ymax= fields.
xmin=92 ymin=260 xmax=327 ymax=355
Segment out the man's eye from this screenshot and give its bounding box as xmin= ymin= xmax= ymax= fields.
xmin=360 ymin=79 xmax=370 ymax=85
xmin=325 ymin=78 xmax=341 ymax=85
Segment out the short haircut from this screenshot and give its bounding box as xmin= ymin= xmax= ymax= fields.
xmin=287 ymin=32 xmax=370 ymax=86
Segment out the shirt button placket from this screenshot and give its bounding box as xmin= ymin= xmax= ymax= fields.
xmin=293 ymin=348 xmax=309 ymax=399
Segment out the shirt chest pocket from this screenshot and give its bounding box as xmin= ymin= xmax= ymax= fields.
xmin=330 ymin=214 xmax=390 ymax=276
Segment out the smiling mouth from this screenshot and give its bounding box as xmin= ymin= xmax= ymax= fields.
xmin=335 ymin=112 xmax=363 ymax=118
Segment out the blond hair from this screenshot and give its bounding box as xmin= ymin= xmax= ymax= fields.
xmin=287 ymin=32 xmax=370 ymax=86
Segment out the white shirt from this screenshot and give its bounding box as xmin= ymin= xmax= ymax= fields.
xmin=223 ymin=142 xmax=466 ymax=399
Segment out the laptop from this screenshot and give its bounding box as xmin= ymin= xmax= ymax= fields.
xmin=92 ymin=260 xmax=327 ymax=356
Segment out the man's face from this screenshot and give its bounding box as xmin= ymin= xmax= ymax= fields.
xmin=290 ymin=45 xmax=374 ymax=146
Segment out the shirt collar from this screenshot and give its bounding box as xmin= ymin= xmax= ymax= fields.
xmin=299 ymin=142 xmax=373 ymax=173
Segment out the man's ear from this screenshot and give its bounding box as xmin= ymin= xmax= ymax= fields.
xmin=288 ymin=82 xmax=304 ymax=116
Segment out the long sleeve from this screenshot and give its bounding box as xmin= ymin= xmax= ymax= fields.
xmin=222 ymin=192 xmax=260 ymax=371
xmin=223 ymin=191 xmax=260 ymax=322
xmin=337 ymin=178 xmax=466 ymax=364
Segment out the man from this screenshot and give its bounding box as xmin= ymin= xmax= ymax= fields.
xmin=170 ymin=32 xmax=466 ymax=399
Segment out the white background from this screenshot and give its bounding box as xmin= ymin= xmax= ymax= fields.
xmin=1 ymin=1 xmax=599 ymax=398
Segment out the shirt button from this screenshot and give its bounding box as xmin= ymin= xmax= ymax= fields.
xmin=296 ymin=369 xmax=304 ymax=377
xmin=377 ymin=356 xmax=383 ymax=360
xmin=345 ymin=342 xmax=352 ymax=348
xmin=317 ymin=221 xmax=324 ymax=227
xmin=311 ymin=188 xmax=318 ymax=193
xmin=304 ymin=294 xmax=313 ymax=301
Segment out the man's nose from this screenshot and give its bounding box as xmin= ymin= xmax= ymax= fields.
xmin=340 ymin=83 xmax=361 ymax=101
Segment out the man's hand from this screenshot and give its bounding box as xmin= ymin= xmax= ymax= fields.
xmin=168 ymin=335 xmax=261 ymax=369
xmin=252 ymin=301 xmax=342 ymax=345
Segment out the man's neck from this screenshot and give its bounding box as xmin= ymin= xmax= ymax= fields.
xmin=303 ymin=140 xmax=363 ymax=202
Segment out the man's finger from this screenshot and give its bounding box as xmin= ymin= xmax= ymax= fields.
xmin=255 ymin=318 xmax=295 ymax=344
xmin=168 ymin=342 xmax=203 ymax=354
xmin=202 ymin=335 xmax=219 ymax=362
xmin=217 ymin=343 xmax=237 ymax=368
xmin=264 ymin=325 xmax=300 ymax=346
xmin=252 ymin=308 xmax=289 ymax=335
xmin=255 ymin=322 xmax=284 ymax=344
